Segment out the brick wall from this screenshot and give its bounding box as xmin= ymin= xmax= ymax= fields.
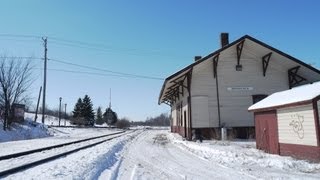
xmin=172 ymin=126 xmax=192 ymax=140
xmin=279 ymin=143 xmax=320 ymax=162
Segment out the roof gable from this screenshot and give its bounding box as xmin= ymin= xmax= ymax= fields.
xmin=164 ymin=35 xmax=320 ymax=83
xmin=248 ymin=81 xmax=320 ymax=111
xmin=159 ymin=35 xmax=320 ymax=104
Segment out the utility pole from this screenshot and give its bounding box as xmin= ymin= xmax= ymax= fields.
xmin=42 ymin=37 xmax=47 ymax=124
xmin=109 ymin=88 xmax=112 ymax=108
xmin=64 ymin=103 xmax=67 ymax=126
xmin=34 ymin=86 xmax=42 ymax=122
xmin=59 ymin=97 xmax=62 ymax=126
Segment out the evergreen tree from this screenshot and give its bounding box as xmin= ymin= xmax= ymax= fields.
xmin=82 ymin=95 xmax=95 ymax=126
xmin=95 ymin=106 xmax=104 ymax=125
xmin=72 ymin=98 xmax=83 ymax=118
xmin=103 ymin=107 xmax=118 ymax=126
xmin=72 ymin=98 xmax=85 ymax=125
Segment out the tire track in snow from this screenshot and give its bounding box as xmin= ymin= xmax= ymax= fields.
xmin=117 ymin=130 xmax=178 ymax=179
xmin=117 ymin=130 xmax=254 ymax=180
xmin=93 ymin=131 xmax=142 ymax=180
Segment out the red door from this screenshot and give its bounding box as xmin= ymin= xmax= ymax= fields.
xmin=254 ymin=111 xmax=279 ymax=154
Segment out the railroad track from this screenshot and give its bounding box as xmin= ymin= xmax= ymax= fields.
xmin=0 ymin=130 xmax=132 ymax=177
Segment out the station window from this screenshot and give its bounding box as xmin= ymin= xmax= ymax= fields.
xmin=252 ymin=94 xmax=268 ymax=104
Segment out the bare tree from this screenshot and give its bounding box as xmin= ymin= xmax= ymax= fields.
xmin=0 ymin=56 xmax=33 ymax=130
xmin=116 ymin=117 xmax=130 ymax=129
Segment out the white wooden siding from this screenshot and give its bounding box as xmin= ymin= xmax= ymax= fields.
xmin=191 ymin=96 xmax=209 ymax=128
xmin=277 ymin=104 xmax=317 ymax=146
xmin=171 ymin=106 xmax=177 ymax=126
xmin=216 ymin=48 xmax=288 ymax=127
xmin=191 ymin=49 xmax=290 ymax=127
xmin=186 ymin=38 xmax=320 ymax=128
xmin=191 ymin=59 xmax=219 ymax=127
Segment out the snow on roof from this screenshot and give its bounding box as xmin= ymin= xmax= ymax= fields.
xmin=248 ymin=81 xmax=320 ymax=111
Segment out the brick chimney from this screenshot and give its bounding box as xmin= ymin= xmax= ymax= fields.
xmin=220 ymin=33 xmax=229 ymax=48
xmin=194 ymin=56 xmax=202 ymax=61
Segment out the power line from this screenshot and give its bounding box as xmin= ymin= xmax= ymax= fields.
xmin=1 ymin=56 xmax=164 ymax=80
xmin=50 ymin=37 xmax=164 ymax=54
xmin=48 ymin=36 xmax=189 ymax=59
xmin=0 ymin=56 xmax=43 ymax=60
xmin=0 ymin=34 xmax=166 ymax=80
xmin=0 ymin=34 xmax=171 ymax=56
xmin=0 ymin=33 xmax=189 ymax=59
xmin=48 ymin=68 xmax=163 ymax=79
xmin=30 ymin=67 xmax=164 ymax=80
xmin=49 ymin=58 xmax=164 ymax=80
xmin=0 ymin=37 xmax=42 ymax=43
xmin=0 ymin=34 xmax=41 ymax=39
xmin=49 ymin=40 xmax=187 ymax=58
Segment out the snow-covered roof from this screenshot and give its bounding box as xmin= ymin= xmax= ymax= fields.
xmin=248 ymin=81 xmax=320 ymax=111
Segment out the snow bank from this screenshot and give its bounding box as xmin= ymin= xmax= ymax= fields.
xmin=97 ymin=132 xmax=138 ymax=179
xmin=0 ymin=117 xmax=51 ymax=143
xmin=169 ymin=133 xmax=320 ymax=177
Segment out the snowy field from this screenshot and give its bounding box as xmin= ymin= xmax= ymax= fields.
xmin=0 ymin=113 xmax=112 ymax=143
xmin=1 ymin=126 xmax=320 ymax=179
xmin=24 ymin=112 xmax=74 ymax=127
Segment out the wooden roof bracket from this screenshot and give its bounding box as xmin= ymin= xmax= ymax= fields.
xmin=163 ymin=97 xmax=173 ymax=104
xmin=288 ymin=66 xmax=307 ymax=88
xmin=163 ymin=100 xmax=172 ymax=106
xmin=236 ymin=40 xmax=245 ymax=71
xmin=186 ymin=70 xmax=192 ymax=94
xmin=176 ymin=86 xmax=183 ymax=96
xmin=262 ymin=52 xmax=272 ymax=76
xmin=169 ymin=73 xmax=189 ymax=95
xmin=161 ymin=69 xmax=192 ymax=106
xmin=164 ymin=88 xmax=179 ymax=101
xmin=213 ymin=53 xmax=220 ymax=78
xmin=170 ymin=72 xmax=188 ymax=84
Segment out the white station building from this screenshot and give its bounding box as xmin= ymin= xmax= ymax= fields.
xmin=158 ymin=33 xmax=320 ymax=140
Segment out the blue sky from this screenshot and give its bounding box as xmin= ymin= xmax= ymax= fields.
xmin=0 ymin=1 xmax=319 ymax=121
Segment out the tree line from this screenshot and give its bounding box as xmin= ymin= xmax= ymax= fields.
xmin=71 ymin=94 xmax=118 ymax=126
xmin=131 ymin=113 xmax=170 ymax=126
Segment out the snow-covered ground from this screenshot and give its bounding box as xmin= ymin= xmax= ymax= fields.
xmin=0 ymin=116 xmax=51 ymax=143
xmin=109 ymin=129 xmax=320 ymax=180
xmin=2 ymin=127 xmax=320 ymax=179
xmin=0 ymin=112 xmax=111 ymax=143
xmin=24 ymin=112 xmax=73 ymax=127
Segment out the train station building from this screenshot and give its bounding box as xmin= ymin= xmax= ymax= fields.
xmin=158 ymin=33 xmax=320 ymax=140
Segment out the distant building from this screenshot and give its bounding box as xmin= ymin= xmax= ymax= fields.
xmin=158 ymin=33 xmax=320 ymax=140
xmin=249 ymin=82 xmax=320 ymax=162
xmin=12 ymin=103 xmax=25 ymax=123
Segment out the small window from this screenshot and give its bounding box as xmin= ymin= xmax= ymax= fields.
xmin=252 ymin=94 xmax=268 ymax=104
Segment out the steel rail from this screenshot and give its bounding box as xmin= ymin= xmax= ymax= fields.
xmin=0 ymin=130 xmax=125 ymax=161
xmin=0 ymin=131 xmax=133 ymax=177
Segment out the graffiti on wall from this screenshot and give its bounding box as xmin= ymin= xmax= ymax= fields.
xmin=289 ymin=114 xmax=304 ymax=139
